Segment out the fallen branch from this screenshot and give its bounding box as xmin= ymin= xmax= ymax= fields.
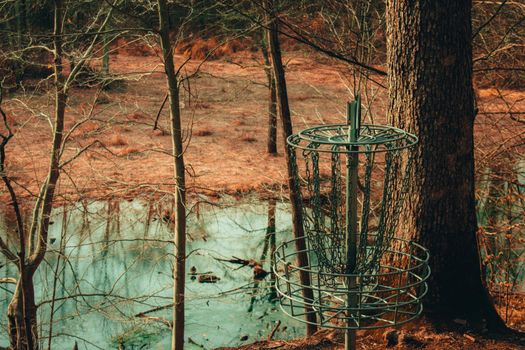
xmin=135 ymin=314 xmax=172 ymax=328
xmin=0 ymin=277 xmax=17 ymax=284
xmin=134 ymin=303 xmax=173 ymax=317
xmin=268 ymin=320 xmax=281 ymax=341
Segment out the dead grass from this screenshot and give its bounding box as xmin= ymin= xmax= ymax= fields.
xmin=4 ymin=113 xmax=18 ymax=127
xmin=494 ymin=293 xmax=525 ymax=332
xmin=152 ymin=129 xmax=168 ymax=137
xmin=83 ymin=137 xmax=103 ymax=148
xmin=70 ymin=121 xmax=100 ymax=138
xmin=194 ymin=129 xmax=213 ymax=137
xmin=219 ymin=319 xmax=525 ymax=350
xmin=241 ymin=135 xmax=257 ymax=143
xmin=115 ymin=38 xmax=155 ymax=57
xmin=107 ymin=133 xmax=128 ymax=146
xmin=177 ymin=37 xmax=250 ymax=60
xmin=183 ymin=37 xmax=220 ymax=60
xmin=127 ymin=112 xmax=146 ymax=121
xmin=216 ymin=39 xmax=247 ymax=56
xmin=113 ymin=125 xmax=131 ymax=133
xmin=3 ymin=51 xmax=524 ymax=204
xmin=193 ymin=101 xmax=211 ymax=109
xmin=118 ymin=146 xmax=141 ymax=156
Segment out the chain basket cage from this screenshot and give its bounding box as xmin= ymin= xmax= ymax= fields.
xmin=289 ymin=123 xmax=418 ymax=277
xmin=274 ymin=235 xmax=430 ymax=329
xmin=273 ymin=105 xmax=430 ymax=329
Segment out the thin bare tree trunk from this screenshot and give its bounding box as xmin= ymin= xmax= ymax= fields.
xmin=157 ymin=1 xmax=187 ymax=349
xmin=8 ymin=1 xmax=68 ymax=348
xmin=264 ymin=0 xmax=317 ymax=335
xmin=2 ymin=1 xmax=112 ymax=348
xmin=15 ymin=0 xmax=25 ymax=50
xmin=8 ymin=0 xmax=67 ymax=350
xmin=267 ymin=80 xmax=278 ymax=154
xmin=102 ymin=34 xmax=110 ymax=75
xmin=6 ymin=0 xmax=67 ymax=347
xmin=261 ymin=35 xmax=277 ymax=155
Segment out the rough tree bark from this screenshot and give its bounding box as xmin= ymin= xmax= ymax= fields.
xmin=157 ymin=1 xmax=187 ymax=349
xmin=264 ymin=0 xmax=317 ymax=335
xmin=386 ymin=0 xmax=506 ymax=330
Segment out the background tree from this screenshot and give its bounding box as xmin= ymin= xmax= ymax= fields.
xmin=263 ymin=0 xmax=317 ymax=334
xmin=0 ymin=0 xmax=114 ymax=347
xmin=261 ymin=33 xmax=278 ymax=155
xmin=156 ymin=0 xmax=187 ymax=349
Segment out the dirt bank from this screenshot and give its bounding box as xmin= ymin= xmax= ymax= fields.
xmin=2 ymin=51 xmax=523 ymax=206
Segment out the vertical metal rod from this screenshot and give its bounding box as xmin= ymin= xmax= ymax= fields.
xmin=345 ymin=96 xmax=361 ymax=350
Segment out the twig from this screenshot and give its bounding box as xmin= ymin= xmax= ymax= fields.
xmin=268 ymin=320 xmax=281 ymax=341
xmin=153 ymin=93 xmax=169 ymax=130
xmin=134 ymin=303 xmax=173 ymax=317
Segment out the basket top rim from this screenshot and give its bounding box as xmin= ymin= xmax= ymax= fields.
xmin=288 ymin=124 xmax=418 ymax=152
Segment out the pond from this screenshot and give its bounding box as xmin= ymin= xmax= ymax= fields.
xmin=0 ymin=160 xmax=523 ymax=349
xmin=0 ymin=197 xmax=304 ymax=349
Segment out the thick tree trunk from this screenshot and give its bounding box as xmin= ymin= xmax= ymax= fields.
xmin=7 ymin=274 xmax=38 ymax=350
xmin=386 ymin=0 xmax=505 ymax=330
xmin=157 ymin=1 xmax=187 ymax=349
xmin=264 ymin=0 xmax=317 ymax=335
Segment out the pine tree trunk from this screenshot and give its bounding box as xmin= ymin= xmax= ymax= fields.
xmin=386 ymin=0 xmax=505 ymax=330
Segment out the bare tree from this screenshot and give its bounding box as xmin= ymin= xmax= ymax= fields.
xmin=260 ymin=33 xmax=278 ymax=155
xmin=263 ymin=0 xmax=317 ymax=335
xmin=0 ymin=1 xmax=114 ymax=348
xmin=156 ymin=1 xmax=187 ymax=349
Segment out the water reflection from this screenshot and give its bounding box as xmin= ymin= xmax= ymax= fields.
xmin=0 ymin=198 xmax=303 ymax=349
xmin=477 ymin=159 xmax=525 ymax=293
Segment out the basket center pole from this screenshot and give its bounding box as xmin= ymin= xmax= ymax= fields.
xmin=345 ymin=96 xmax=361 ymax=350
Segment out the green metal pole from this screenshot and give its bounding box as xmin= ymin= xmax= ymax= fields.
xmin=345 ymin=96 xmax=360 ymax=350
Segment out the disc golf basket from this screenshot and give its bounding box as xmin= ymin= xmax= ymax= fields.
xmin=273 ymin=97 xmax=430 ymax=350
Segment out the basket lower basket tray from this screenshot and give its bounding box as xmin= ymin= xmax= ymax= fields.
xmin=273 ymin=236 xmax=430 ymax=330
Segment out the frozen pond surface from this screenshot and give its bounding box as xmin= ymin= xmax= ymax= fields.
xmin=0 ymin=197 xmax=304 ymax=349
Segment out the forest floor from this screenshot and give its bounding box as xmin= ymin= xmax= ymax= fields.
xmin=217 ymin=319 xmax=525 ymax=350
xmin=2 ymin=48 xmax=524 ymax=205
xmin=2 ymin=48 xmax=525 ymax=349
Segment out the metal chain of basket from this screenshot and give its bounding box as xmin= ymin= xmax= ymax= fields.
xmin=288 ymin=116 xmax=417 ymax=281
